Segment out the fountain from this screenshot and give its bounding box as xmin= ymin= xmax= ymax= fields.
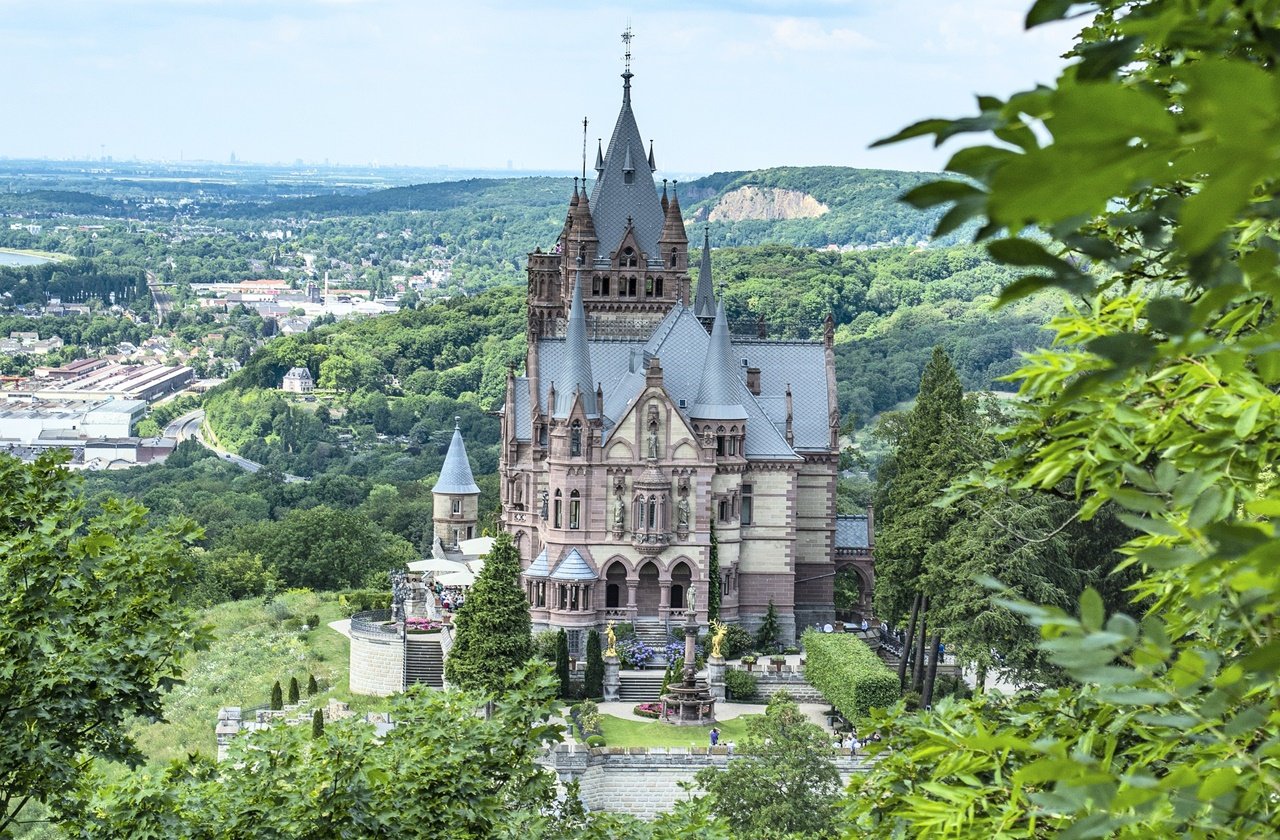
xmin=661 ymin=585 xmax=716 ymax=725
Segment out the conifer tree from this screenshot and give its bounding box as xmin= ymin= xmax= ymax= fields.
xmin=270 ymin=681 xmax=283 ymax=711
xmin=554 ymin=629 xmax=571 ymax=699
xmin=311 ymin=709 xmax=324 ymax=739
xmin=443 ymin=531 xmax=533 ymax=697
xmin=707 ymin=525 xmax=721 ymax=622
xmin=306 ymin=673 xmax=318 ymax=697
xmin=583 ymin=629 xmax=604 ymax=699
xmin=287 ymin=676 xmax=300 ymax=705
xmin=755 ymin=600 xmax=780 ymax=652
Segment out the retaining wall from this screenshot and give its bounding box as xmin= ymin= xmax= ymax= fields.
xmin=349 ymin=627 xmax=404 ymax=697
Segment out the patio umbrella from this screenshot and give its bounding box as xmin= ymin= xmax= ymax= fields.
xmin=436 ymin=568 xmax=477 ymax=587
xmin=408 ymin=556 xmax=468 ymax=574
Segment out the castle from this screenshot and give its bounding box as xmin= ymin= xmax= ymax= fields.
xmin=433 ymin=57 xmax=873 ymax=654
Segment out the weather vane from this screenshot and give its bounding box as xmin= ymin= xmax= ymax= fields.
xmin=622 ymin=24 xmax=633 ymax=74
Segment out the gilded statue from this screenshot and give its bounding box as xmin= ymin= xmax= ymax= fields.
xmin=605 ymin=621 xmax=618 ymax=658
xmin=709 ymin=619 xmax=727 ymax=659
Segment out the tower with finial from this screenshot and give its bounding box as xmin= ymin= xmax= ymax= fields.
xmin=524 ymin=23 xmax=691 ymax=339
xmin=432 ymin=418 xmax=480 ymax=549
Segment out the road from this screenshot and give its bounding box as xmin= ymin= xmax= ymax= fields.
xmin=164 ymin=409 xmax=306 ymax=482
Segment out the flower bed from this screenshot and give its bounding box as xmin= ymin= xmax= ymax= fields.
xmin=633 ymin=702 xmax=666 ymax=719
xmin=405 ymin=617 xmax=443 ymax=633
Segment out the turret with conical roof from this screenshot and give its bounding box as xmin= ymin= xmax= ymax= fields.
xmin=694 ymin=228 xmax=716 ymax=327
xmin=691 ymin=302 xmax=748 ymax=422
xmin=433 ymin=418 xmax=480 ymax=549
xmin=554 ymin=275 xmax=597 ymax=418
xmin=658 ymin=181 xmax=688 ymax=275
xmin=589 ymin=66 xmax=664 ymax=261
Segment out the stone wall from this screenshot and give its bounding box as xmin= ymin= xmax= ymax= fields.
xmin=349 ymin=627 xmax=404 ymax=696
xmin=545 ymin=743 xmax=866 ymax=819
xmin=742 ymin=668 xmax=827 ymax=703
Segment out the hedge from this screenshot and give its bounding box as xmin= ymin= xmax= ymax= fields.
xmin=802 ymin=630 xmax=899 ymax=719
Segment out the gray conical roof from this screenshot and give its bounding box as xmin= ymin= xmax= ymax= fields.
xmin=433 ymin=419 xmax=480 ymax=494
xmin=691 ymin=302 xmax=747 ymax=420
xmin=694 ymin=228 xmax=716 ymax=319
xmin=554 ymin=275 xmax=598 ymax=418
xmin=590 ymin=71 xmax=664 ymax=259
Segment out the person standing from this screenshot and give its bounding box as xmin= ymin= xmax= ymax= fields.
xmin=709 ymin=727 xmax=720 ymax=746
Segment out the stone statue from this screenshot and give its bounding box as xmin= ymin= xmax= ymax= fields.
xmin=613 ymin=494 xmax=625 ymax=531
xmin=710 ymin=619 xmax=727 ymax=659
xmin=647 ymin=425 xmax=659 ymax=460
xmin=540 ymin=489 xmax=549 ymax=519
xmin=686 ymin=584 xmax=697 ymax=614
xmin=677 ymin=495 xmax=691 ymax=528
xmin=605 ymin=622 xmax=618 ymax=658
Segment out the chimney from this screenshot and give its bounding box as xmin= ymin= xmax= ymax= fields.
xmin=746 ymin=367 xmax=761 ymax=396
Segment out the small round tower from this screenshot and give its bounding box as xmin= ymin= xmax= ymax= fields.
xmin=432 ymin=418 xmax=480 ymax=549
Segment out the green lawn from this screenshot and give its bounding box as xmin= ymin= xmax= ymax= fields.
xmin=127 ymin=591 xmax=383 ymax=767
xmin=591 ymin=713 xmax=759 ymax=748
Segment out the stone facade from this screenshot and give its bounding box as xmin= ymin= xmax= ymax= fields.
xmin=348 ymin=624 xmax=404 ymax=697
xmin=545 ymin=743 xmax=866 ymax=819
xmin=498 ymin=62 xmax=857 ymax=649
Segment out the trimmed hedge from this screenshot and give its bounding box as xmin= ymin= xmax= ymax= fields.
xmin=802 ymin=630 xmax=899 ymax=719
xmin=724 ymin=668 xmax=758 ymax=701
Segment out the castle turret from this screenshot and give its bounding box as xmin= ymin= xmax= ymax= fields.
xmin=694 ymin=228 xmax=716 ymax=327
xmin=553 ymin=275 xmax=598 ymax=419
xmin=432 ymin=418 xmax=480 ymax=548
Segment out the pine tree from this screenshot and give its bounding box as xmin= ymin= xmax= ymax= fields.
xmin=443 ymin=531 xmax=533 ymax=697
xmin=307 ymin=673 xmax=319 ymax=697
xmin=554 ymin=629 xmax=571 ymax=699
xmin=755 ymin=600 xmax=780 ymax=652
xmin=311 ymin=709 xmax=324 ymax=739
xmin=270 ymin=680 xmax=283 ymax=711
xmin=583 ymin=629 xmax=604 ymax=699
xmin=287 ymin=676 xmax=300 ymax=705
xmin=708 ymin=525 xmax=721 ymax=621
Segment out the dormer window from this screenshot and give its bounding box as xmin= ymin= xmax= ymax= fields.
xmin=624 ymin=170 xmax=635 ymax=185
xmin=622 ymin=247 xmax=637 ymax=268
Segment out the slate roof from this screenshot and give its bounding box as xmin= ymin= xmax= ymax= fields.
xmin=691 ymin=302 xmax=749 ymax=421
xmin=694 ymin=229 xmax=716 ymax=319
xmin=550 ymin=548 xmax=597 ymax=581
xmin=589 ymin=73 xmax=665 ymax=260
xmin=835 ymin=515 xmax=870 ymax=549
xmin=432 ymin=420 xmax=480 ymax=494
xmin=525 ymin=548 xmax=551 ymax=578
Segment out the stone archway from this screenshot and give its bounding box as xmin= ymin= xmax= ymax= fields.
xmin=670 ymin=561 xmax=693 ymax=612
xmin=605 ymin=562 xmax=627 ymax=609
xmin=834 ymin=564 xmax=870 ymax=622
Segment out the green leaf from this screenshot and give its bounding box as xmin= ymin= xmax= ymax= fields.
xmin=1079 ymin=588 xmax=1104 ymax=632
xmin=1025 ymin=0 xmax=1083 ymax=28
xmin=899 ymin=179 xmax=984 ymax=209
xmin=1233 ymin=401 xmax=1260 ymax=438
xmin=1198 ymin=768 xmax=1238 ymax=801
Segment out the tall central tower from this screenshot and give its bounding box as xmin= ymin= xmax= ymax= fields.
xmin=526 ymin=34 xmax=690 ymax=340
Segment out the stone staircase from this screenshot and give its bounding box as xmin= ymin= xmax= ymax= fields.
xmin=405 ymin=636 xmax=445 ymax=688
xmin=632 ymin=620 xmax=673 ymax=665
xmin=618 ymin=670 xmax=667 ymax=702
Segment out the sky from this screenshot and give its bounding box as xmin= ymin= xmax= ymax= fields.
xmin=0 ymin=0 xmax=1079 ymax=175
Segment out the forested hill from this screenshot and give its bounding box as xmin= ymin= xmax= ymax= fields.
xmin=254 ymin=166 xmax=946 ymax=250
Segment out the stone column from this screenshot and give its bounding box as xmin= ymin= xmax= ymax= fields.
xmin=707 ymin=655 xmax=726 ymax=701
xmin=603 ymin=654 xmax=621 ymax=701
xmin=659 ymin=582 xmax=671 ymax=623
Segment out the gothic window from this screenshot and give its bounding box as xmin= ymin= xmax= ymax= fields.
xmin=592 ymin=276 xmax=601 ymax=295
xmin=539 ymin=424 xmax=548 ymax=447
xmin=570 ymin=421 xmax=582 ymax=456
xmin=577 ymin=244 xmax=587 ymax=265
xmin=570 ymin=586 xmax=580 ymax=611
xmin=582 ymin=587 xmax=590 ymax=611
xmin=741 ymin=483 xmax=753 ymax=525
xmin=728 ymin=435 xmax=737 ymax=456
xmin=536 ymin=581 xmax=546 ymax=608
xmin=553 ymin=490 xmax=562 ymax=529
xmin=669 ymin=248 xmax=677 ymax=268
xmin=655 ymin=277 xmax=663 ymax=296
xmin=601 ymin=276 xmax=610 ymax=295
xmin=645 ymin=277 xmax=654 ymax=296
xmin=559 ymin=585 xmax=568 ymax=610
xmin=718 ymin=498 xmax=729 ymax=522
xmin=648 ymin=495 xmax=657 ymax=529
xmin=623 ymin=247 xmax=637 ymax=268
xmin=628 ymin=277 xmax=637 ymax=296
xmin=716 ymin=425 xmax=727 ymax=456
xmin=452 ymin=498 xmax=461 ymax=514
xmin=569 ymin=490 xmax=581 ymax=530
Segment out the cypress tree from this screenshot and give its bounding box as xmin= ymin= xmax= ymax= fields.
xmin=756 ymin=600 xmax=780 ymax=652
xmin=270 ymin=680 xmax=283 ymax=711
xmin=584 ymin=629 xmax=604 ymax=699
xmin=288 ymin=676 xmax=300 ymax=705
xmin=311 ymin=709 xmax=324 ymax=738
xmin=443 ymin=531 xmax=533 ymax=697
xmin=555 ymin=629 xmax=571 ymax=699
xmin=307 ymin=673 xmax=319 ymax=697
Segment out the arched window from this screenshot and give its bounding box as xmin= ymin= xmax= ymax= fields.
xmin=577 ymin=244 xmax=586 ymax=265
xmin=601 ymin=276 xmax=610 ymax=295
xmin=648 ymin=495 xmax=657 ymax=529
xmin=669 ymin=247 xmax=677 ymax=268
xmin=623 ymin=247 xmax=636 ymax=268
xmin=569 ymin=490 xmax=581 ymax=530
xmin=553 ymin=490 xmax=562 ymax=529
xmin=628 ymin=277 xmax=637 ymax=296
xmin=645 ymin=277 xmax=654 ymax=296
xmin=716 ymin=425 xmax=727 ymax=456
xmin=655 ymin=277 xmax=663 ymax=296
xmin=570 ymin=421 xmax=582 ymax=457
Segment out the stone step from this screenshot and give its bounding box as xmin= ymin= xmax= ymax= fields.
xmin=617 ymin=671 xmax=667 ymax=702
xmin=405 ymin=638 xmax=445 ymax=688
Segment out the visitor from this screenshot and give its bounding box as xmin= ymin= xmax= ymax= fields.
xmin=709 ymin=727 xmax=719 ymax=746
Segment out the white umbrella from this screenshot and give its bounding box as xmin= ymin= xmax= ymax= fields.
xmin=408 ymin=556 xmax=468 ymax=574
xmin=436 ymin=569 xmax=477 ymax=587
xmin=466 ymin=557 xmax=486 ymax=574
xmin=458 ymin=536 xmax=495 ymax=558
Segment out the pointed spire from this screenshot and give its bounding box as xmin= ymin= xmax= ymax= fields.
xmin=570 ymin=177 xmax=580 ymax=207
xmin=660 ymin=179 xmax=687 ymax=245
xmin=694 ymin=227 xmax=716 ymax=321
xmin=555 ymin=274 xmax=597 ymax=418
xmin=661 ymin=179 xmax=669 ymax=213
xmin=691 ymin=302 xmax=747 ymax=421
xmin=595 ymin=139 xmax=604 ymax=175
xmin=648 ymin=139 xmax=656 ymax=171
xmin=433 ymin=417 xmax=480 ymax=494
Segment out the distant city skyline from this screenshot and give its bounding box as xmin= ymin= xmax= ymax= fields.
xmin=0 ymin=1 xmax=1076 ymax=175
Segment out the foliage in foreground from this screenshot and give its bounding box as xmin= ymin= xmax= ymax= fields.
xmin=0 ymin=453 xmax=206 ymax=836
xmin=849 ymin=0 xmax=1280 ymax=835
xmin=695 ymin=692 xmax=842 ymax=840
xmin=801 ymin=631 xmax=898 ymax=721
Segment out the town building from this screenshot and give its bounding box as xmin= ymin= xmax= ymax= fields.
xmin=495 ymin=59 xmax=852 ymax=651
xmin=281 ymin=366 xmax=314 ymax=393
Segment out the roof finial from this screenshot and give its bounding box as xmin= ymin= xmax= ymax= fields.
xmin=581 ymin=117 xmax=589 ymax=183
xmin=622 ymin=23 xmax=634 ymax=76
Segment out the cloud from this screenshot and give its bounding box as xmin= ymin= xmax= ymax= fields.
xmin=770 ymin=17 xmax=873 ymax=51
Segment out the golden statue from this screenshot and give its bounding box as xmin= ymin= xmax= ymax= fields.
xmin=605 ymin=621 xmax=618 ymax=658
xmin=709 ymin=619 xmax=728 ymax=659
